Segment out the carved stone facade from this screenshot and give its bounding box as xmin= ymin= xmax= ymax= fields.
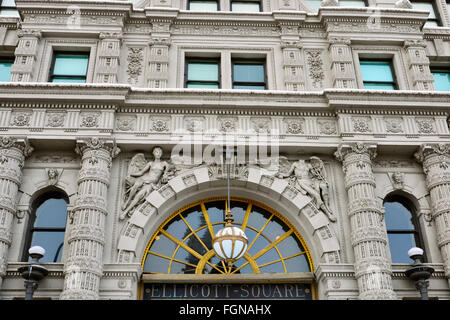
xmin=0 ymin=0 xmax=449 ymax=301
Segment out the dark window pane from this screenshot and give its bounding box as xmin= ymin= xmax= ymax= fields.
xmin=259 ymin=261 xmax=284 ymax=274
xmin=388 ymin=233 xmax=417 ymax=263
xmin=149 ymin=233 xmax=178 ymax=256
xmin=187 ymin=62 xmax=219 ymax=82
xmin=233 ymin=85 xmax=265 ymax=90
xmin=233 ymin=64 xmax=264 ymax=82
xmin=144 ymin=253 xmax=170 ymax=273
xmin=277 ymin=235 xmax=305 ymax=258
xmin=30 ymin=231 xmax=65 ymax=262
xmin=163 ymin=214 xmax=190 ymax=240
xmin=433 ymin=72 xmax=450 ymax=91
xmin=284 ymin=254 xmax=310 ymax=272
xmin=189 ymin=0 xmax=218 ymax=11
xmin=385 ymin=201 xmax=415 ymax=230
xmin=34 ymin=198 xmax=67 ymax=228
xmin=231 ymin=2 xmax=260 ymax=12
xmin=363 ymin=82 xmax=395 ymax=90
xmin=204 ymin=201 xmax=225 ymax=225
xmin=52 ymin=77 xmax=86 ymax=83
xmin=0 ymin=61 xmax=12 ymax=82
xmin=360 ymin=61 xmax=394 ymax=82
xmin=53 ymin=54 xmax=89 ymax=76
xmin=187 ymin=83 xmax=219 ymax=89
xmin=339 ymin=0 xmax=366 ymax=7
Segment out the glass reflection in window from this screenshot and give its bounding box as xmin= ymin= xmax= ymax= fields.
xmin=384 ymin=196 xmax=424 ymax=263
xmin=28 ymin=195 xmax=68 ymax=263
xmin=142 ymin=198 xmax=313 ymax=274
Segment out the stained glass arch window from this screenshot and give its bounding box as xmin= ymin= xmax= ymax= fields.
xmin=142 ymin=198 xmax=313 ymax=275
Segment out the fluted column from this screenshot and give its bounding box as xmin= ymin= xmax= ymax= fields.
xmin=0 ymin=136 xmax=33 ymax=288
xmin=414 ymin=143 xmax=450 ymax=285
xmin=335 ymin=142 xmax=397 ymax=300
xmin=60 ymin=138 xmax=120 ymax=300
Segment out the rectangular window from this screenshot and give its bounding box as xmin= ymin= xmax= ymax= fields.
xmin=431 ymin=68 xmax=450 ymax=91
xmin=232 ymin=60 xmax=266 ymax=90
xmin=0 ymin=57 xmax=13 ymax=82
xmin=231 ymin=0 xmax=261 ymax=12
xmin=49 ymin=52 xmax=89 ymax=83
xmin=411 ymin=1 xmax=441 ymax=27
xmin=339 ymin=0 xmax=368 ymax=7
xmin=188 ymin=0 xmax=219 ymax=11
xmin=185 ymin=59 xmax=220 ymax=89
xmin=0 ymin=0 xmax=19 ymax=17
xmin=304 ymin=0 xmax=322 ymax=11
xmin=360 ymin=60 xmax=397 ymax=90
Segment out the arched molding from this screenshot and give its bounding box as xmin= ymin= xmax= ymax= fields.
xmin=376 ymin=183 xmax=431 ymax=222
xmin=117 ymin=166 xmax=341 ymax=267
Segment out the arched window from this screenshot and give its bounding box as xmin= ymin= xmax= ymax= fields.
xmin=142 ymin=198 xmax=313 ymax=275
xmin=24 ymin=189 xmax=69 ymax=263
xmin=384 ymin=194 xmax=424 ymax=263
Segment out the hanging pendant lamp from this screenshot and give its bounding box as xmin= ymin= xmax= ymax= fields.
xmin=212 ymin=148 xmax=248 ymax=268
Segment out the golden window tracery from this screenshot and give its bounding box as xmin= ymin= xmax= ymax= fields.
xmin=142 ymin=198 xmax=313 ymax=275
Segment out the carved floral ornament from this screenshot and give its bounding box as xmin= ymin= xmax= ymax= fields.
xmin=414 ymin=143 xmax=450 ymax=169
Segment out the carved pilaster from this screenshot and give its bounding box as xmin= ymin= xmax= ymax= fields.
xmin=94 ymin=32 xmax=123 ymax=84
xmin=328 ymin=37 xmax=357 ymax=89
xmin=403 ymin=40 xmax=434 ymax=91
xmin=335 ymin=142 xmax=397 ymax=300
xmin=10 ymin=30 xmax=42 ymax=82
xmin=414 ymin=143 xmax=450 ymax=283
xmin=281 ymin=40 xmax=306 ymax=91
xmin=60 ymin=137 xmax=120 ymax=300
xmin=0 ymin=136 xmax=33 ymax=283
xmin=147 ymin=37 xmax=171 ymax=88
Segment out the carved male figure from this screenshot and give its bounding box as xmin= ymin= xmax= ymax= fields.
xmin=278 ymin=157 xmax=336 ymax=222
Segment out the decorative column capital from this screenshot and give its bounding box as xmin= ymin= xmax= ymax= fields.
xmin=75 ymin=137 xmax=121 ymax=159
xmin=0 ymin=136 xmax=34 ymax=160
xmin=414 ymin=143 xmax=450 ymax=164
xmin=334 ymin=142 xmax=378 ymax=162
xmin=328 ymin=36 xmax=351 ymax=46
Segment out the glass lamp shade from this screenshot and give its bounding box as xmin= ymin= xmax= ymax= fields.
xmin=212 ymin=225 xmax=248 ymax=263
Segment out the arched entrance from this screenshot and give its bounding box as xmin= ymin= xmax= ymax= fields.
xmin=140 ymin=197 xmax=316 ymax=299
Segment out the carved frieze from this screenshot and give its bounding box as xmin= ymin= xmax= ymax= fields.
xmin=126 ymin=47 xmax=144 ymax=85
xmin=305 ymin=50 xmax=324 ymax=89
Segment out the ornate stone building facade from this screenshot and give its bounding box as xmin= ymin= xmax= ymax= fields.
xmin=0 ymin=0 xmax=449 ymax=300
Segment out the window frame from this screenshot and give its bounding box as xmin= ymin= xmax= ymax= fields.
xmin=0 ymin=56 xmax=14 ymax=82
xmin=48 ymin=51 xmax=90 ymax=83
xmin=384 ymin=194 xmax=426 ymax=263
xmin=230 ymin=0 xmax=262 ymax=12
xmin=410 ymin=0 xmax=442 ymax=27
xmin=430 ymin=66 xmax=450 ymax=91
xmin=187 ymin=0 xmax=220 ymax=10
xmin=359 ymin=58 xmax=398 ymax=90
xmin=0 ymin=0 xmax=19 ymax=16
xmin=22 ymin=189 xmax=69 ymax=263
xmin=231 ymin=58 xmax=267 ymax=90
xmin=338 ymin=0 xmax=368 ymax=7
xmin=184 ymin=57 xmax=221 ymax=89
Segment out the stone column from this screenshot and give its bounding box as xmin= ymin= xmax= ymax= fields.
xmin=414 ymin=143 xmax=450 ymax=285
xmin=0 ymin=136 xmax=33 ymax=288
xmin=328 ymin=37 xmax=357 ymax=89
xmin=403 ymin=40 xmax=434 ymax=91
xmin=60 ymin=138 xmax=120 ymax=300
xmin=335 ymin=142 xmax=397 ymax=300
xmin=10 ymin=30 xmax=41 ymax=82
xmin=94 ymin=32 xmax=123 ymax=84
